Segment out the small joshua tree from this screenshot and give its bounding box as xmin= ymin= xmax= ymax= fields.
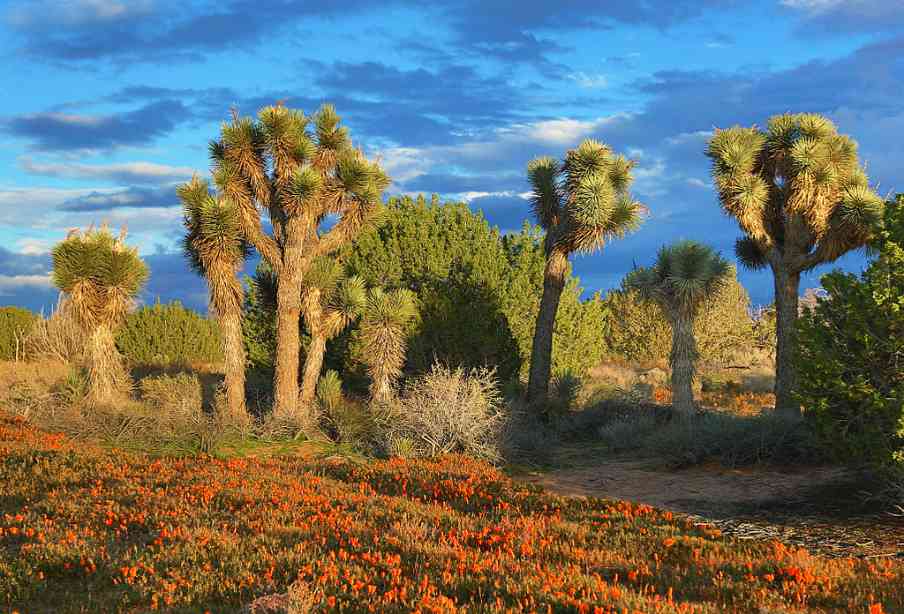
xmin=179 ymin=176 xmax=250 ymax=423
xmin=706 ymin=113 xmax=885 ymax=416
xmin=626 ymin=241 xmax=732 ymax=417
xmin=298 ymin=258 xmax=366 ymax=405
xmin=360 ymin=288 xmax=417 ymax=403
xmin=525 ymin=139 xmax=644 ymax=406
xmin=51 ymin=227 xmax=148 ymax=403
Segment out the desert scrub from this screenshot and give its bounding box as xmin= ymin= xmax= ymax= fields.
xmin=0 ymin=412 xmax=901 ymax=613
xmin=117 ymin=301 xmax=223 ymax=367
xmin=597 ymin=410 xmax=822 ymax=468
xmin=380 ymin=364 xmax=507 ymax=461
xmin=0 ymin=306 xmax=36 ymax=361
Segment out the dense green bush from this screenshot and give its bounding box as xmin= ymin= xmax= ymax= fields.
xmin=342 ymin=195 xmax=606 ymax=382
xmin=0 ymin=306 xmax=37 ymax=360
xmin=601 ymin=270 xmax=757 ymax=366
xmin=117 ymin=302 xmax=223 ymax=366
xmin=797 ymin=195 xmax=904 ymax=474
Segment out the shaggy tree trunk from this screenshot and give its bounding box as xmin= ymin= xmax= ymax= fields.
xmin=299 ymin=295 xmax=326 ymax=407
xmin=299 ymin=333 xmax=326 ymax=405
xmin=371 ymin=371 xmax=394 ymax=404
xmin=669 ymin=315 xmax=697 ymax=418
xmin=527 ymin=248 xmax=569 ymax=407
xmin=86 ymin=324 xmax=129 ymax=404
xmin=219 ymin=308 xmax=248 ymax=423
xmin=272 ymin=224 xmax=305 ymax=422
xmin=773 ymin=265 xmax=802 ymax=418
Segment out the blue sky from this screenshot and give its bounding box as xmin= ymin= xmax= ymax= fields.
xmin=1 ymin=0 xmax=902 ymax=312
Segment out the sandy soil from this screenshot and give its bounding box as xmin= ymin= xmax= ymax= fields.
xmin=522 ymin=459 xmax=850 ymax=515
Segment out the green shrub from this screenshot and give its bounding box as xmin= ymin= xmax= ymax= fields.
xmin=797 ymin=195 xmax=904 ymax=475
xmin=0 ymin=306 xmax=37 ymax=360
xmin=342 ymin=195 xmax=606 ymax=382
xmin=117 ymin=301 xmax=223 ymax=366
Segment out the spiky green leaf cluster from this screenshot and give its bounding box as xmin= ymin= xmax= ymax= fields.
xmin=706 ymin=113 xmax=884 ymax=270
xmin=625 ymin=240 xmax=732 ymax=319
xmin=301 ymin=257 xmax=367 ymax=339
xmin=51 ymin=227 xmax=148 ymax=328
xmin=179 ymin=176 xmax=249 ymax=317
xmin=527 ymin=139 xmax=643 ymax=254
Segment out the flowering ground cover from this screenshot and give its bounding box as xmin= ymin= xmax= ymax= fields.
xmin=0 ymin=412 xmax=901 ymax=613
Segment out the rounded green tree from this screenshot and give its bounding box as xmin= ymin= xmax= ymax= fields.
xmin=626 ymin=241 xmax=732 ymax=417
xmin=706 ymin=113 xmax=885 ymax=416
xmin=51 ymin=227 xmax=148 ymax=403
xmin=525 ymin=139 xmax=644 ymax=406
xmin=179 ymin=176 xmax=250 ymax=423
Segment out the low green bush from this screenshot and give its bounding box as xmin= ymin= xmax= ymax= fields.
xmin=117 ymin=301 xmax=223 ymax=366
xmin=797 ymin=195 xmax=904 ymax=478
xmin=0 ymin=306 xmax=37 ymax=360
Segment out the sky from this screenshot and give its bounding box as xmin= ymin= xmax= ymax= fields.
xmin=1 ymin=0 xmax=902 ymax=312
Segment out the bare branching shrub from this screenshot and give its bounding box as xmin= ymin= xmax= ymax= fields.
xmin=24 ymin=298 xmax=85 ymax=364
xmin=381 ymin=364 xmax=506 ymax=461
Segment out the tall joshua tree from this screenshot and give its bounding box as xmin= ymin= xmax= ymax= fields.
xmin=360 ymin=288 xmax=417 ymax=403
xmin=298 ymin=258 xmax=366 ymax=405
xmin=526 ymin=139 xmax=644 ymax=405
xmin=209 ymin=104 xmax=389 ymax=422
xmin=706 ymin=113 xmax=885 ymax=417
xmin=51 ymin=227 xmax=148 ymax=404
xmin=626 ymin=241 xmax=732 ymax=417
xmin=179 ymin=176 xmax=250 ymax=423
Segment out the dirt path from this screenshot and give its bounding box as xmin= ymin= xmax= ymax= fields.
xmin=522 ymin=460 xmax=904 ymax=559
xmin=523 ymin=459 xmax=848 ymax=515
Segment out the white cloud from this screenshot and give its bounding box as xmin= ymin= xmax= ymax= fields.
xmin=0 ymin=186 xmax=119 ymax=225
xmin=15 ymin=238 xmax=53 ymax=255
xmin=780 ymin=0 xmax=846 ymax=12
xmin=0 ymin=274 xmax=53 ymax=295
xmin=20 ymin=158 xmax=195 ymax=183
xmin=6 ymin=0 xmax=154 ymax=27
xmin=566 ymin=72 xmax=608 ymax=89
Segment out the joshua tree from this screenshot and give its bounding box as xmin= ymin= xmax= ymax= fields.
xmin=298 ymin=258 xmax=366 ymax=405
xmin=525 ymin=139 xmax=644 ymax=405
xmin=179 ymin=176 xmax=250 ymax=423
xmin=360 ymin=288 xmax=417 ymax=403
xmin=208 ymin=104 xmax=389 ymax=422
xmin=706 ymin=113 xmax=885 ymax=417
xmin=51 ymin=227 xmax=148 ymax=403
xmin=626 ymin=241 xmax=732 ymax=417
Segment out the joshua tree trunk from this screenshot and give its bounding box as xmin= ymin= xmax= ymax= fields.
xmin=527 ymin=248 xmax=569 ymax=406
xmin=219 ymin=308 xmax=247 ymax=423
xmin=371 ymin=372 xmax=393 ymax=404
xmin=86 ymin=324 xmax=129 ymax=404
xmin=299 ymin=333 xmax=326 ymax=405
xmin=273 ymin=226 xmax=305 ymax=421
xmin=773 ymin=265 xmax=801 ymax=418
xmin=299 ymin=295 xmax=326 ymax=407
xmin=669 ymin=315 xmax=697 ymax=418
